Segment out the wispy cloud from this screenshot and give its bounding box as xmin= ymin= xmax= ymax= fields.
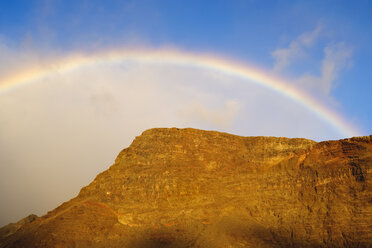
xmin=272 ymin=25 xmax=352 ymax=95
xmin=272 ymin=25 xmax=322 ymax=71
xmin=298 ymin=42 xmax=352 ymax=94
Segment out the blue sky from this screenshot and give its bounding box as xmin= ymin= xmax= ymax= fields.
xmin=0 ymin=0 xmax=371 ymax=225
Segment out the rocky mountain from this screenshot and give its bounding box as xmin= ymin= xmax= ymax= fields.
xmin=0 ymin=128 xmax=371 ymax=247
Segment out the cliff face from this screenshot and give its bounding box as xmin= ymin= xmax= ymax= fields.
xmin=1 ymin=128 xmax=371 ymax=248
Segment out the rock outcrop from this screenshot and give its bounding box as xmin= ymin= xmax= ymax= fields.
xmin=0 ymin=214 xmax=37 ymax=243
xmin=1 ymin=128 xmax=371 ymax=247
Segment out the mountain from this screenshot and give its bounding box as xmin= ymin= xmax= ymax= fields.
xmin=0 ymin=128 xmax=371 ymax=247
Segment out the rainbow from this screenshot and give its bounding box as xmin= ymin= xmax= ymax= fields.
xmin=0 ymin=48 xmax=360 ymax=137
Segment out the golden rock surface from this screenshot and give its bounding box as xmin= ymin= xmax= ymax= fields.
xmin=1 ymin=128 xmax=371 ymax=247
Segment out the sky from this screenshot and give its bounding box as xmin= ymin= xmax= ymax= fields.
xmin=0 ymin=0 xmax=371 ymax=225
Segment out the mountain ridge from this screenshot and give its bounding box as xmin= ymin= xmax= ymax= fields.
xmin=1 ymin=128 xmax=371 ymax=247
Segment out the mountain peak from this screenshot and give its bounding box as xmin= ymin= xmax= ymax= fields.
xmin=1 ymin=128 xmax=371 ymax=247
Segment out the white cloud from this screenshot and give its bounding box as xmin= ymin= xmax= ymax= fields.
xmin=272 ymin=25 xmax=322 ymax=71
xmin=0 ymin=42 xmax=347 ymax=226
xmin=272 ymin=26 xmax=352 ymax=95
xmin=297 ymin=42 xmax=352 ymax=94
xmin=179 ymin=99 xmax=241 ymax=128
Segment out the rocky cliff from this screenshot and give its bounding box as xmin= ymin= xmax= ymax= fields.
xmin=1 ymin=128 xmax=371 ymax=247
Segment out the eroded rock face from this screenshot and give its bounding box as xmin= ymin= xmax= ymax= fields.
xmin=1 ymin=128 xmax=371 ymax=247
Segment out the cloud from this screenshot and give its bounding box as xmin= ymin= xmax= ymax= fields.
xmin=272 ymin=26 xmax=352 ymax=95
xmin=0 ymin=52 xmax=245 ymax=226
xmin=0 ymin=41 xmax=347 ymax=227
xmin=0 ymin=38 xmax=62 ymax=83
xmin=297 ymin=42 xmax=352 ymax=95
xmin=179 ymin=99 xmax=241 ymax=128
xmin=272 ymin=25 xmax=322 ymax=71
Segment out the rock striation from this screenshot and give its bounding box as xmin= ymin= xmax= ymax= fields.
xmin=1 ymin=128 xmax=371 ymax=247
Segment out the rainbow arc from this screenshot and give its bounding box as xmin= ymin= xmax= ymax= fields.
xmin=0 ymin=48 xmax=360 ymax=137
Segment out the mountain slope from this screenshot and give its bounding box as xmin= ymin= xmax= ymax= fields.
xmin=1 ymin=128 xmax=371 ymax=247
